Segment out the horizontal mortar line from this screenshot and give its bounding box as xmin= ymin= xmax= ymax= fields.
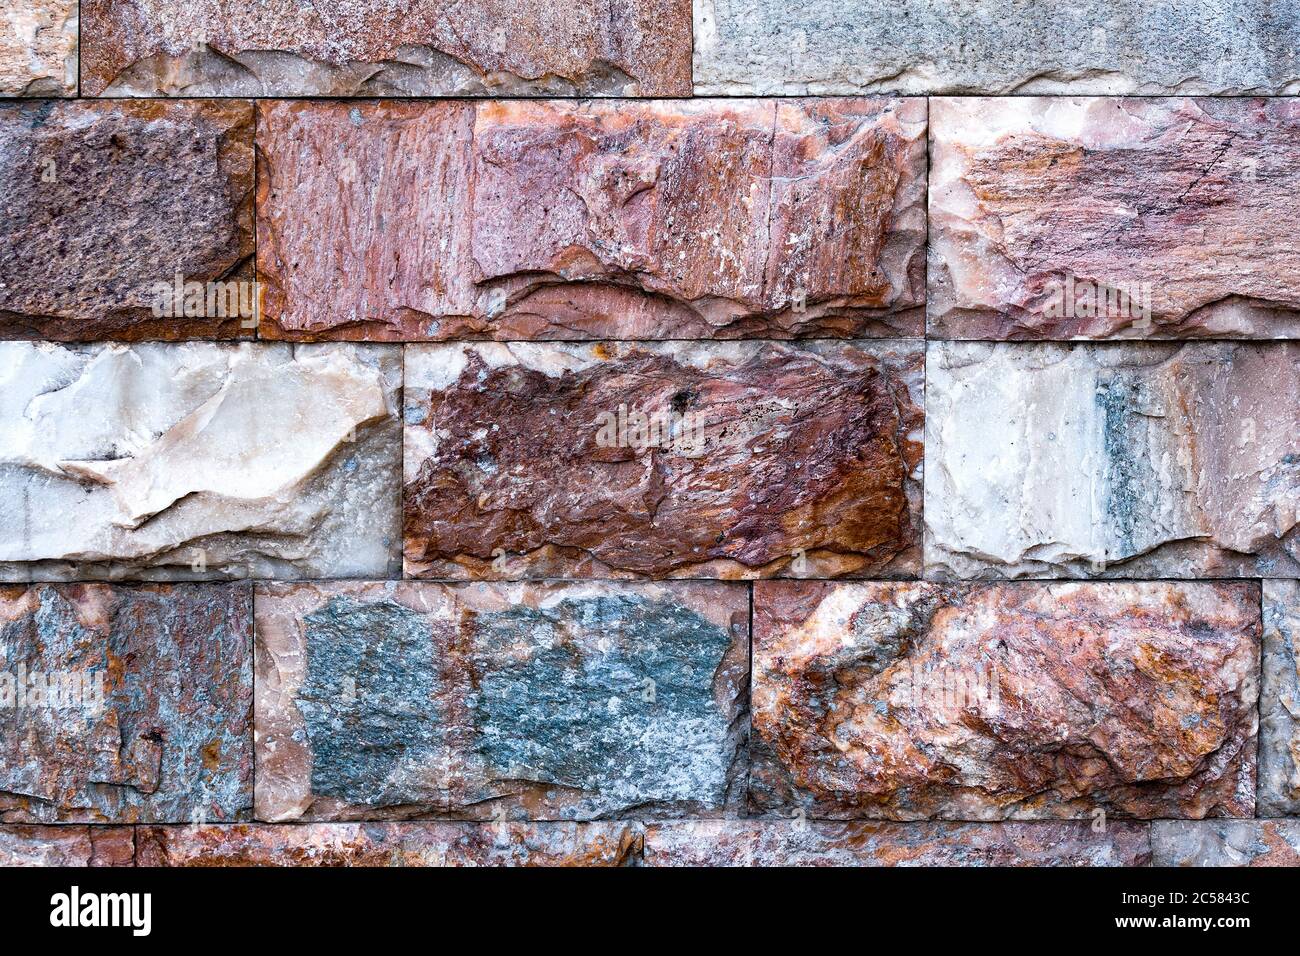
xmin=51 ymin=92 xmax=1300 ymax=102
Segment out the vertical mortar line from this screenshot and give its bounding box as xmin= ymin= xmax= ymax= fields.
xmin=1255 ymin=578 xmax=1266 ymax=819
xmin=920 ymin=95 xmax=932 ymax=583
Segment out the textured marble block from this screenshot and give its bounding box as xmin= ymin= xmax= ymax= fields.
xmin=643 ymin=820 xmax=1151 ymax=866
xmin=254 ymin=580 xmax=749 ymax=821
xmin=0 ymin=100 xmax=254 ymax=340
xmin=1153 ymin=820 xmax=1300 ymax=866
xmin=925 ymin=342 xmax=1300 ymax=578
xmin=0 ymin=341 xmax=401 ymax=581
xmin=0 ymin=0 xmax=77 ymax=95
xmin=0 ymin=826 xmax=134 ymax=865
xmin=403 ymin=341 xmax=923 ymax=579
xmin=752 ymin=581 xmax=1259 ymax=819
xmin=0 ymin=583 xmax=252 ymax=823
xmin=929 ymin=97 xmax=1300 ymax=340
xmin=256 ymin=98 xmax=926 ymax=341
xmin=694 ymin=0 xmax=1300 ymax=96
xmin=81 ymin=0 xmax=691 ymax=96
xmin=1261 ymin=580 xmax=1300 ymax=815
xmin=136 ymin=823 xmax=642 ymax=866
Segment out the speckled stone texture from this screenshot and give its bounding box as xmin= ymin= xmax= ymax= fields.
xmin=929 ymin=98 xmax=1300 ymax=340
xmin=0 ymin=342 xmax=401 ymax=581
xmin=404 ymin=341 xmax=923 ymax=580
xmin=254 ymin=580 xmax=749 ymax=821
xmin=926 ymin=342 xmax=1300 ymax=579
xmin=0 ymin=0 xmax=77 ymax=95
xmin=81 ymin=0 xmax=691 ymax=96
xmin=694 ymin=0 xmax=1300 ymax=95
xmin=137 ymin=823 xmax=641 ymax=866
xmin=1260 ymin=580 xmax=1300 ymax=815
xmin=1153 ymin=820 xmax=1300 ymax=866
xmin=0 ymin=100 xmax=254 ymax=341
xmin=643 ymin=820 xmax=1152 ymax=866
xmin=256 ymin=99 xmax=926 ymax=342
xmin=752 ymin=581 xmax=1259 ymax=819
xmin=0 ymin=825 xmax=134 ymax=865
xmin=0 ymin=583 xmax=252 ymax=823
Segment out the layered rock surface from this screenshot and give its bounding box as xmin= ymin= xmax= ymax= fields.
xmin=0 ymin=583 xmax=252 ymax=823
xmin=81 ymin=0 xmax=691 ymax=96
xmin=1152 ymin=820 xmax=1300 ymax=866
xmin=925 ymin=342 xmax=1300 ymax=578
xmin=929 ymin=97 xmax=1300 ymax=339
xmin=0 ymin=0 xmax=77 ymax=94
xmin=694 ymin=0 xmax=1300 ymax=95
xmin=0 ymin=825 xmax=134 ymax=865
xmin=256 ymin=99 xmax=926 ymax=341
xmin=1261 ymin=580 xmax=1300 ymax=815
xmin=0 ymin=100 xmax=255 ymax=340
xmin=254 ymin=581 xmax=748 ymax=820
xmin=137 ymin=823 xmax=642 ymax=866
xmin=643 ymin=820 xmax=1152 ymax=866
xmin=752 ymin=581 xmax=1260 ymax=819
xmin=403 ymin=341 xmax=923 ymax=579
xmin=0 ymin=342 xmax=401 ymax=581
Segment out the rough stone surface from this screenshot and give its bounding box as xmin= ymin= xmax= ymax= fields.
xmin=929 ymin=98 xmax=1300 ymax=340
xmin=0 ymin=825 xmax=134 ymax=865
xmin=404 ymin=341 xmax=923 ymax=579
xmin=137 ymin=823 xmax=641 ymax=866
xmin=1260 ymin=580 xmax=1300 ymax=815
xmin=256 ymin=99 xmax=926 ymax=342
xmin=0 ymin=342 xmax=401 ymax=581
xmin=643 ymin=820 xmax=1151 ymax=866
xmin=0 ymin=100 xmax=255 ymax=341
xmin=694 ymin=0 xmax=1300 ymax=96
xmin=752 ymin=581 xmax=1259 ymax=819
xmin=1153 ymin=820 xmax=1300 ymax=866
xmin=81 ymin=0 xmax=691 ymax=97
xmin=255 ymin=580 xmax=748 ymax=821
xmin=0 ymin=583 xmax=252 ymax=823
xmin=0 ymin=0 xmax=77 ymax=95
xmin=926 ymin=342 xmax=1300 ymax=579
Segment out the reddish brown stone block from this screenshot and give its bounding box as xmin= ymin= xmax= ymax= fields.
xmin=930 ymin=97 xmax=1300 ymax=339
xmin=403 ymin=341 xmax=923 ymax=580
xmin=643 ymin=820 xmax=1152 ymax=867
xmin=0 ymin=583 xmax=253 ymax=823
xmin=82 ymin=0 xmax=691 ymax=97
xmin=256 ymin=99 xmax=926 ymax=341
xmin=0 ymin=100 xmax=255 ymax=341
xmin=137 ymin=823 xmax=641 ymax=866
xmin=254 ymin=581 xmax=748 ymax=821
xmin=752 ymin=581 xmax=1259 ymax=819
xmin=0 ymin=826 xmax=135 ymax=866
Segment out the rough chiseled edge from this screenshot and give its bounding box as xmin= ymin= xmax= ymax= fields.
xmin=643 ymin=820 xmax=1152 ymax=866
xmin=1152 ymin=820 xmax=1300 ymax=866
xmin=692 ymin=0 xmax=1300 ymax=96
xmin=79 ymin=0 xmax=693 ymax=97
xmin=254 ymin=98 xmax=928 ymax=342
xmin=926 ymin=96 xmax=1300 ymax=341
xmin=922 ymin=340 xmax=1300 ymax=580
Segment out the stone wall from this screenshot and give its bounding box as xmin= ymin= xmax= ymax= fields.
xmin=1 ymin=0 xmax=1298 ymax=867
